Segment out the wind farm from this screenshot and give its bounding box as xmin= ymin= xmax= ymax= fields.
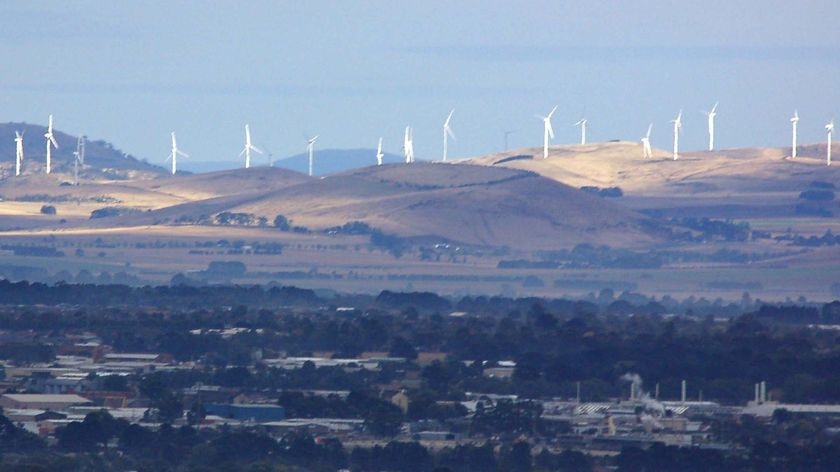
xmin=1 ymin=107 xmax=839 ymax=301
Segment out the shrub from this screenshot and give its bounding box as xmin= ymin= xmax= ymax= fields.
xmin=40 ymin=205 xmax=57 ymax=215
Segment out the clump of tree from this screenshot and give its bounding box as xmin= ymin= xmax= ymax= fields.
xmin=799 ymin=189 xmax=835 ymax=202
xmin=215 ymin=212 xmax=257 ymax=226
xmin=326 ymin=221 xmax=374 ymax=235
xmin=40 ymin=205 xmax=57 ymax=215
xmin=206 ymin=260 xmax=247 ymax=277
xmin=273 ymin=214 xmax=309 ymax=233
xmin=90 ymin=206 xmax=138 ymax=219
xmin=581 ymin=186 xmax=624 ymax=198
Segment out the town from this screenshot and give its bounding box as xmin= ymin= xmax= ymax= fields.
xmin=1 ymin=282 xmax=839 ymax=471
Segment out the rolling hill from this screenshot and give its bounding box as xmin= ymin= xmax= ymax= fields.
xmin=133 ymin=162 xmax=667 ymax=250
xmin=0 ymin=122 xmax=166 ymax=180
xmin=466 ymin=141 xmax=840 ymax=195
xmin=273 ymin=148 xmax=405 ymax=176
xmin=465 ymin=141 xmax=840 ymax=219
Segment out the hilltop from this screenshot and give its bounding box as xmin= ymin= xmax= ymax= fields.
xmin=138 ymin=162 xmax=665 ymax=250
xmin=273 ymin=148 xmax=405 ymax=176
xmin=0 ymin=122 xmax=166 ymax=181
xmin=465 ymin=141 xmax=840 ymax=218
xmin=467 ymin=141 xmax=840 ymax=194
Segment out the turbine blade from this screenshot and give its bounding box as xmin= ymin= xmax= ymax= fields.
xmin=547 ymin=123 xmax=555 ymax=140
xmin=50 ymin=136 xmax=59 ymax=148
xmin=251 ymin=145 xmax=263 ymax=154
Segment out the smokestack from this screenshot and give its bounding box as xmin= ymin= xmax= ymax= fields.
xmin=576 ymin=382 xmax=581 ymax=403
xmin=630 ymin=382 xmax=635 ymax=401
xmin=755 ymin=383 xmax=760 ymax=404
xmin=760 ymin=381 xmax=766 ymax=404
xmin=681 ymin=380 xmax=687 ymax=404
xmin=655 ymin=383 xmax=660 ymax=400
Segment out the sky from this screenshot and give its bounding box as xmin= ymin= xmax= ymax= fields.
xmin=1 ymin=0 xmax=839 ymax=167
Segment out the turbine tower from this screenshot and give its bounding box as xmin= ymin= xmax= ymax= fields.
xmin=240 ymin=124 xmax=263 ymax=169
xmin=376 ymin=137 xmax=384 ymax=166
xmin=306 ymin=136 xmax=318 ymax=176
xmin=166 ymin=132 xmax=189 ymax=175
xmin=14 ymin=131 xmax=24 ymax=176
xmin=790 ymin=110 xmax=799 ymax=158
xmin=404 ymin=126 xmax=414 ymax=163
xmin=442 ymin=109 xmax=455 ymax=161
xmin=641 ymin=123 xmax=653 ymax=159
xmin=73 ymin=135 xmax=86 ymax=185
xmin=704 ymin=102 xmax=718 ymax=151
xmin=539 ymin=106 xmax=557 ymax=159
xmin=671 ymin=110 xmax=682 ymax=160
xmin=827 ymin=120 xmax=835 ymax=166
xmin=44 ymin=114 xmax=58 ymax=174
xmin=575 ymin=117 xmax=588 ymax=145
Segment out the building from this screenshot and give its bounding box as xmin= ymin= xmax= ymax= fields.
xmin=204 ymin=403 xmax=286 ymax=422
xmin=0 ymin=394 xmax=91 ymax=410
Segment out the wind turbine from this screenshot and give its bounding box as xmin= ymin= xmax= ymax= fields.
xmin=574 ymin=117 xmax=588 ymax=145
xmin=641 ymin=123 xmax=653 ymax=159
xmin=504 ymin=130 xmax=515 ymax=151
xmin=306 ymin=136 xmax=318 ymax=176
xmin=703 ymin=102 xmax=718 ymax=151
xmin=404 ymin=126 xmax=414 ymax=164
xmin=44 ymin=114 xmax=58 ymax=174
xmin=73 ymin=135 xmax=86 ymax=185
xmin=14 ymin=131 xmax=24 ymax=176
xmin=442 ymin=109 xmax=455 ymax=161
xmin=671 ymin=110 xmax=682 ymax=160
xmin=166 ymin=132 xmax=189 ymax=175
xmin=790 ymin=110 xmax=799 ymax=158
xmin=827 ymin=120 xmax=835 ymax=166
xmin=376 ymin=137 xmax=384 ymax=166
xmin=539 ymin=106 xmax=557 ymax=159
xmin=240 ymin=124 xmax=263 ymax=169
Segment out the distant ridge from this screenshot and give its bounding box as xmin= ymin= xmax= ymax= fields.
xmin=0 ymin=122 xmax=166 ymax=180
xmin=273 ymin=148 xmax=404 ymax=176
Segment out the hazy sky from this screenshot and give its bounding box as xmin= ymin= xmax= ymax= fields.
xmin=1 ymin=1 xmax=838 ymax=166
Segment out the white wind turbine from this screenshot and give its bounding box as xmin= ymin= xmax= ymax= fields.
xmin=827 ymin=120 xmax=834 ymax=166
xmin=376 ymin=137 xmax=384 ymax=166
xmin=790 ymin=110 xmax=799 ymax=158
xmin=703 ymin=102 xmax=718 ymax=151
xmin=574 ymin=117 xmax=588 ymax=145
xmin=306 ymin=135 xmax=318 ymax=176
xmin=539 ymin=105 xmax=557 ymax=159
xmin=240 ymin=124 xmax=263 ymax=169
xmin=442 ymin=109 xmax=455 ymax=161
xmin=404 ymin=126 xmax=414 ymax=163
xmin=14 ymin=131 xmax=24 ymax=176
xmin=671 ymin=110 xmax=682 ymax=160
xmin=73 ymin=135 xmax=86 ymax=185
xmin=166 ymin=132 xmax=189 ymax=175
xmin=641 ymin=123 xmax=653 ymax=159
xmin=44 ymin=114 xmax=58 ymax=174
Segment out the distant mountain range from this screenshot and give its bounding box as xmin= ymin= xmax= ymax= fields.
xmin=180 ymin=148 xmax=405 ymax=175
